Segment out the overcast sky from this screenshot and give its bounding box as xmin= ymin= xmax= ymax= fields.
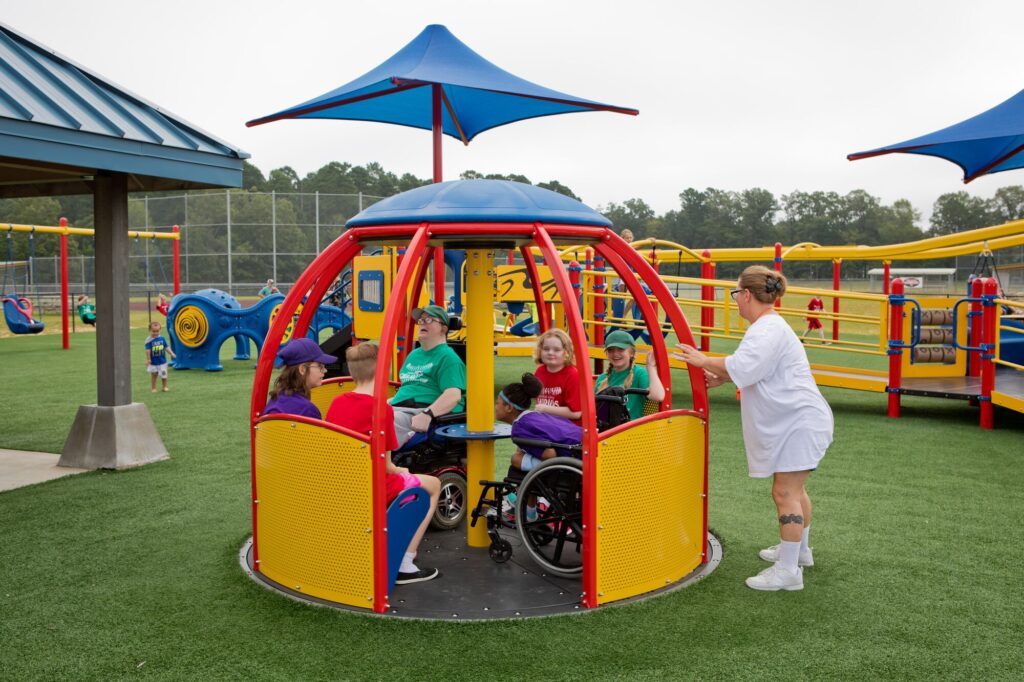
xmin=7 ymin=0 xmax=1024 ymax=225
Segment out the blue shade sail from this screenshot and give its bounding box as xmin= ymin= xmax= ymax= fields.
xmin=848 ymin=90 xmax=1024 ymax=183
xmin=247 ymin=24 xmax=637 ymax=143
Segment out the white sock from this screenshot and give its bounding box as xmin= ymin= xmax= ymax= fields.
xmin=801 ymin=526 xmax=811 ymax=553
xmin=777 ymin=540 xmax=801 ymax=571
xmin=400 ymin=551 xmax=417 ymax=573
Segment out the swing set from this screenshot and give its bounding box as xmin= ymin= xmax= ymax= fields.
xmin=1 ymin=219 xmax=180 ymax=347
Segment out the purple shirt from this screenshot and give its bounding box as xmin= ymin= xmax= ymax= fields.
xmin=262 ymin=392 xmax=321 ymax=420
xmin=511 ymin=411 xmax=583 ymax=458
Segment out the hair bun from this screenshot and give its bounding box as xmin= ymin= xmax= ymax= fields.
xmin=521 ymin=372 xmax=543 ymax=399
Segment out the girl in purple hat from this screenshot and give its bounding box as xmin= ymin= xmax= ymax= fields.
xmin=262 ymin=337 xmax=336 ymax=419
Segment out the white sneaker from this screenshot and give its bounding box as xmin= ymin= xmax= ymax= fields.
xmin=745 ymin=565 xmax=803 ymax=591
xmin=759 ymin=543 xmax=813 ymax=566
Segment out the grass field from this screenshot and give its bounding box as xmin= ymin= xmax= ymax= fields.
xmin=1 ymin=326 xmax=1023 ymax=681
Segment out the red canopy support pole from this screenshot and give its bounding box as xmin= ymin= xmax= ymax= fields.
xmin=832 ymin=259 xmax=841 ymax=342
xmin=60 ymin=217 xmax=69 ymax=350
xmin=773 ymin=242 xmax=783 ymax=308
xmin=172 ymin=225 xmax=181 ymax=295
xmin=968 ymin=277 xmax=984 ymax=378
xmin=887 ymin=278 xmax=905 ymax=419
xmin=700 ymin=251 xmax=711 ymax=352
xmin=593 ymin=251 xmax=606 ymax=375
xmin=432 ymin=84 xmax=443 ymax=183
xmin=432 ymin=246 xmax=445 ymax=308
xmin=520 ymin=243 xmax=550 ymax=333
xmin=980 ymin=278 xmax=998 ymax=430
xmin=882 ymin=260 xmax=891 ymax=295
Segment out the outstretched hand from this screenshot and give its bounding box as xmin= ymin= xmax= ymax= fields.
xmin=673 ymin=343 xmax=707 ymax=369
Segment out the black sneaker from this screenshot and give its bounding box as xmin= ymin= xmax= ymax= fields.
xmin=395 ymin=567 xmax=440 ymax=585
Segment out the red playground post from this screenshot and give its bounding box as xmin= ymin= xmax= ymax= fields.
xmin=980 ymin=277 xmax=997 ymax=430
xmin=832 ymin=258 xmax=841 ymax=342
xmin=969 ymin=277 xmax=984 ymax=378
xmin=172 ymin=225 xmax=181 ymax=295
xmin=887 ymin=278 xmax=905 ymax=418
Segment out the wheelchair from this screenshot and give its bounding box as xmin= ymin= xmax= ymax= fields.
xmin=390 ymin=411 xmax=468 ymax=531
xmin=469 ymin=386 xmax=651 ymax=578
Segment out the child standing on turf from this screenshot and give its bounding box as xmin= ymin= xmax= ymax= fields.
xmin=325 ymin=343 xmax=441 ymax=585
xmin=802 ymin=295 xmax=826 ymax=343
xmin=532 ymin=329 xmax=582 ymax=424
xmin=145 ymin=321 xmax=176 ymax=393
xmin=262 ymin=338 xmax=335 ymax=419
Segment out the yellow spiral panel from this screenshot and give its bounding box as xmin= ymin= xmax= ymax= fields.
xmin=173 ymin=305 xmax=209 ymax=348
xmin=254 ymin=419 xmax=374 ymax=609
xmin=595 ymin=413 xmax=706 ymax=605
xmin=269 ymin=302 xmax=303 ymax=344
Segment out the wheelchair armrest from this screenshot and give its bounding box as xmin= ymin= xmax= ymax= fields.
xmin=432 ymin=411 xmax=466 ymax=426
xmin=511 ymin=437 xmax=583 ymax=455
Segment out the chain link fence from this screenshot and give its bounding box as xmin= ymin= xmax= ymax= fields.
xmin=26 ymin=190 xmax=385 ymax=299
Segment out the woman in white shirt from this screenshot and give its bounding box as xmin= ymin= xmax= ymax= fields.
xmin=676 ymin=265 xmax=832 ymax=592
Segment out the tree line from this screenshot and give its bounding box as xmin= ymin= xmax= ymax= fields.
xmin=2 ymin=160 xmax=1022 ymax=281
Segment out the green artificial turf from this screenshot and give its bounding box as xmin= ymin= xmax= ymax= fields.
xmin=1 ymin=329 xmax=1022 ymax=680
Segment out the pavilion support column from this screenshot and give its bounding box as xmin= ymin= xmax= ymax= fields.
xmin=59 ymin=172 xmax=169 ymax=470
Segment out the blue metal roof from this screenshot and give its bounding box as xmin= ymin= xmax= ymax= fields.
xmin=0 ymin=22 xmax=248 ymax=194
xmin=346 ymin=179 xmax=612 ymax=227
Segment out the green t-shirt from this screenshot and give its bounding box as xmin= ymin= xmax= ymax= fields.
xmin=594 ymin=364 xmax=650 ymax=420
xmin=390 ymin=344 xmax=467 ymax=413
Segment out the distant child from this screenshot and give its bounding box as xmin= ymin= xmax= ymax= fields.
xmin=802 ymin=296 xmax=826 ymax=343
xmin=262 ymin=337 xmax=335 ymax=418
xmin=76 ymin=294 xmax=96 ymax=326
xmin=145 ymin=322 xmax=176 ymax=393
xmin=325 ymin=342 xmax=440 ymax=585
xmin=155 ymin=293 xmax=170 ymax=317
xmin=532 ymin=329 xmax=582 ymax=423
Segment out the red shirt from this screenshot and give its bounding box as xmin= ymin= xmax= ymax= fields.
xmin=807 ymin=297 xmax=824 ymax=313
xmin=325 ymin=392 xmax=406 ymax=501
xmin=535 ymin=364 xmax=582 ymax=423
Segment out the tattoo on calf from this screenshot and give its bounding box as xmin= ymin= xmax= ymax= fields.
xmin=778 ymin=514 xmax=804 ymax=525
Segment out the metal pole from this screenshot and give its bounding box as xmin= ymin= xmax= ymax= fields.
xmin=432 ymin=83 xmax=443 ymax=182
xmin=315 ymin=190 xmax=320 ymax=254
xmin=358 ymin=191 xmax=363 ymax=212
xmin=226 ymin=190 xmax=233 ymax=295
xmin=184 ymin=193 xmax=189 ymax=286
xmin=60 ymin=218 xmax=68 ymax=350
xmin=271 ymin=190 xmax=277 ymax=283
xmin=172 ymin=225 xmax=180 ymax=295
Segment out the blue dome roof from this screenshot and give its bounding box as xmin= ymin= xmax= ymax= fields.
xmin=346 ymin=179 xmax=611 ymax=228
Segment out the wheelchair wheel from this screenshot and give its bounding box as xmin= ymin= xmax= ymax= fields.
xmin=432 ymin=471 xmax=467 ymax=530
xmin=489 ymin=538 xmax=513 ymax=563
xmin=516 ymin=458 xmax=583 ymax=578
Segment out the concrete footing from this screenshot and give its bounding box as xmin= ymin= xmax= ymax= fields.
xmin=58 ymin=403 xmax=169 ymax=470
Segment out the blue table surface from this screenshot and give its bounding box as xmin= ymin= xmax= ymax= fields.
xmin=434 ymin=423 xmax=513 ymax=440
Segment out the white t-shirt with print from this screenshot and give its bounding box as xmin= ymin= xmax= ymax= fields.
xmin=724 ymin=314 xmax=833 ymax=477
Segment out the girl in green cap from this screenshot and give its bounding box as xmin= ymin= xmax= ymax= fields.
xmin=594 ymin=330 xmax=665 ymax=421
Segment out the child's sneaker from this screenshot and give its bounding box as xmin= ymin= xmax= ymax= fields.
xmin=745 ymin=565 xmax=803 ymax=591
xmin=759 ymin=543 xmax=813 ymax=566
xmin=395 ymin=567 xmax=440 ymax=585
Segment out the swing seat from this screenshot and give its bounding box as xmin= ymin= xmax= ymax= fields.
xmin=3 ymin=296 xmax=45 ymax=334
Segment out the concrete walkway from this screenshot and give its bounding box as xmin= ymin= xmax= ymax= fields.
xmin=0 ymin=449 xmax=89 ymax=493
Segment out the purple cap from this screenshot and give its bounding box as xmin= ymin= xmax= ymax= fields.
xmin=276 ymin=337 xmax=337 ymax=367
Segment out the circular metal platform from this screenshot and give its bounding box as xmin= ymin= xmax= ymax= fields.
xmin=240 ymin=527 xmax=721 ymax=621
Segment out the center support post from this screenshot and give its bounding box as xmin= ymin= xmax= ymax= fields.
xmin=464 ymin=248 xmax=496 ymax=547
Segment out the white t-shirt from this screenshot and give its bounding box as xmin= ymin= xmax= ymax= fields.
xmin=724 ymin=314 xmax=833 ymax=477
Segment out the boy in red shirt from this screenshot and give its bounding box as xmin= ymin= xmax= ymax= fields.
xmin=802 ymin=295 xmax=826 ymax=343
xmin=325 ymin=342 xmax=441 ymax=585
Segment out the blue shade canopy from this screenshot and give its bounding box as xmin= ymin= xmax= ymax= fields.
xmin=247 ymin=24 xmax=637 ymax=143
xmin=346 ymin=179 xmax=611 ymax=227
xmin=848 ymin=89 xmax=1024 ymax=183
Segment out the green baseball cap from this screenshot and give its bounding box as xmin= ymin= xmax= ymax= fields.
xmin=604 ymin=329 xmax=636 ymax=350
xmin=412 ymin=304 xmax=450 ymax=327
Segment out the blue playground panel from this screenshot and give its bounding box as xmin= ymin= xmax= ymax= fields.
xmin=167 ymin=289 xmax=350 ymax=371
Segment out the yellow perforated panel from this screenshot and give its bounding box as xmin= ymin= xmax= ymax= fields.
xmin=309 ymin=380 xmax=397 ymax=419
xmin=596 ymin=414 xmax=705 ymax=604
xmin=254 ymin=419 xmax=374 ymax=608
